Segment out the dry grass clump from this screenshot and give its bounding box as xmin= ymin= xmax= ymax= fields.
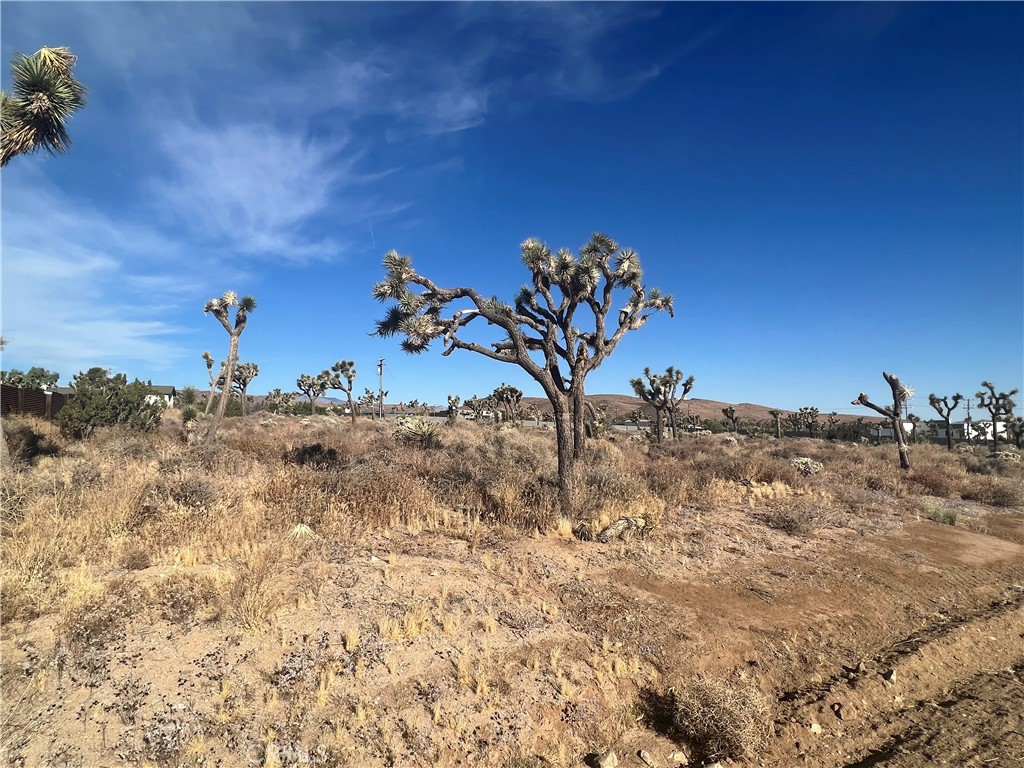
xmin=3 ymin=416 xmax=63 ymax=465
xmin=671 ymin=676 xmax=772 ymax=762
xmin=908 ymin=465 xmax=962 ymax=498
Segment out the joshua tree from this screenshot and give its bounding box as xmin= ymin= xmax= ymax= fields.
xmin=661 ymin=367 xmax=695 ymax=440
xmin=201 ymin=352 xmax=221 ymax=415
xmin=721 ymin=405 xmax=740 ymax=434
xmin=326 ymin=360 xmax=357 ymax=424
xmin=464 ymin=395 xmax=487 ymax=421
xmin=1007 ymin=417 xmax=1024 ymax=449
xmin=975 ymin=381 xmax=1018 ymax=452
xmin=798 ymin=406 xmax=820 ymax=439
xmin=928 ymin=393 xmax=963 ymax=451
xmin=853 ymin=371 xmax=913 ymax=470
xmin=628 ymin=407 xmax=645 ymax=431
xmin=203 ymin=291 xmax=256 ymax=443
xmin=231 ymin=362 xmax=259 ymax=416
xmin=264 ymin=388 xmax=295 ymax=414
xmin=491 ymin=383 xmax=524 ymax=424
xmin=825 ymin=412 xmax=840 ymax=439
xmin=686 ymin=413 xmax=702 ymax=433
xmin=768 ymin=409 xmax=783 ymax=439
xmin=785 ymin=411 xmax=803 ymax=436
xmin=297 ymin=372 xmax=331 ymax=415
xmin=1 ymin=47 xmax=86 ymax=167
xmin=907 ymin=413 xmax=922 ymax=444
xmin=447 ymin=394 xmax=461 ymax=425
xmin=631 ymin=368 xmax=671 ymax=443
xmin=374 ymin=233 xmax=672 ymax=513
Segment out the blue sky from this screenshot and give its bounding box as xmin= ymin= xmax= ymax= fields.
xmin=1 ymin=2 xmax=1021 ymax=416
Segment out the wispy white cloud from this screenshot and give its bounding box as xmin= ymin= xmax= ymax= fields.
xmin=0 ymin=174 xmax=203 ymax=378
xmin=150 ymin=122 xmax=352 ymax=260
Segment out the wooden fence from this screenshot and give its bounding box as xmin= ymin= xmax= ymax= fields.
xmin=0 ymin=385 xmax=71 ymax=420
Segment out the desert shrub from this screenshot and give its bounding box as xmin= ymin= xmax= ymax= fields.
xmin=284 ymin=442 xmax=342 ymax=469
xmin=165 ymin=475 xmax=216 ymax=509
xmin=56 ymin=369 xmax=165 ymax=439
xmin=789 ymin=457 xmax=823 ymax=476
xmin=150 ymin=571 xmax=220 ymax=625
xmin=918 ymin=499 xmax=958 ymax=525
xmin=57 ymin=576 xmax=138 ymax=653
xmin=759 ymin=504 xmax=817 ymax=535
xmin=3 ymin=416 xmax=61 ymax=464
xmin=672 ymin=676 xmax=771 ymax=761
xmin=909 ymin=466 xmax=961 ymax=498
xmin=960 ymin=477 xmax=1022 ymax=507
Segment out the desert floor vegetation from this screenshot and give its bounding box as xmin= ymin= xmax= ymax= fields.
xmin=2 ymin=413 xmax=1022 ymax=766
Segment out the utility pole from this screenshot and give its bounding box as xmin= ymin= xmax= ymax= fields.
xmin=964 ymin=398 xmax=972 ymax=444
xmin=377 ymin=357 xmax=385 ymax=420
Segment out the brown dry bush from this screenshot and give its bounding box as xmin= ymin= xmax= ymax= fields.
xmin=908 ymin=465 xmax=963 ymax=498
xmin=960 ymin=476 xmax=1023 ymax=507
xmin=3 ymin=416 xmax=63 ymax=465
xmin=672 ymin=676 xmax=771 ymax=761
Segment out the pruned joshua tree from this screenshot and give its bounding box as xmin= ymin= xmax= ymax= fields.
xmin=326 ymin=361 xmax=357 ymax=424
xmin=907 ymin=413 xmax=922 ymax=444
xmin=232 ymin=362 xmax=259 ymax=416
xmin=297 ymin=372 xmax=331 ymax=415
xmin=721 ymin=405 xmax=740 ymax=433
xmin=853 ymin=371 xmax=913 ymax=470
xmin=1 ymin=47 xmax=86 ymax=167
xmin=373 ymin=233 xmax=673 ymax=514
xmin=203 ymin=291 xmax=256 ymax=443
xmin=975 ymin=381 xmax=1018 ymax=452
xmin=928 ymin=393 xmax=963 ymax=451
xmin=768 ymin=409 xmax=783 ymax=439
xmin=447 ymin=394 xmax=461 ymax=425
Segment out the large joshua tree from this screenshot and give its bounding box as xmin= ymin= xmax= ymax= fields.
xmin=1 ymin=47 xmax=86 ymax=167
xmin=630 ymin=367 xmax=693 ymax=442
xmin=326 ymin=361 xmax=357 ymax=424
xmin=798 ymin=406 xmax=820 ymax=439
xmin=928 ymin=393 xmax=963 ymax=451
xmin=232 ymin=362 xmax=259 ymax=416
xmin=975 ymin=381 xmax=1018 ymax=452
xmin=491 ymin=383 xmax=524 ymax=424
xmin=853 ymin=372 xmax=913 ymax=470
xmin=374 ymin=233 xmax=673 ymax=513
xmin=203 ymin=291 xmax=256 ymax=443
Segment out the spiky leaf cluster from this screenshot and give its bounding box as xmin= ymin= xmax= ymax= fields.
xmin=1 ymin=47 xmax=87 ymax=167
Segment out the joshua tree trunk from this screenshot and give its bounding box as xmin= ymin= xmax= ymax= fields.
xmin=571 ymin=388 xmax=586 ymax=459
xmin=208 ymin=334 xmax=239 ymax=440
xmin=240 ymin=384 xmax=248 ymax=416
xmin=552 ymin=397 xmax=576 ymax=514
xmin=204 ymin=388 xmax=216 ymax=415
xmin=347 ymin=393 xmax=356 ymax=424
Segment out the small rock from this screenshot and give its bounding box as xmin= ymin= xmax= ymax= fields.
xmin=666 ymin=750 xmax=689 ymax=765
xmin=595 ymin=751 xmax=618 ymax=768
xmin=809 ymin=722 xmax=823 ymax=734
xmin=831 ymin=702 xmax=844 ymax=720
xmin=881 ymin=669 xmax=895 ymax=686
xmin=856 ymin=661 xmax=867 ymax=674
xmin=637 ymin=749 xmax=657 ymax=767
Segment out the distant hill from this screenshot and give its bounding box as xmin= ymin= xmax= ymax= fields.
xmin=520 ymin=394 xmax=877 ymax=423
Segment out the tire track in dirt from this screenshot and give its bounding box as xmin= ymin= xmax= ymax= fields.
xmin=772 ymin=590 xmax=1024 ymax=766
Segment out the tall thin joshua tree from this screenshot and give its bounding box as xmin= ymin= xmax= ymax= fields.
xmin=203 ymin=291 xmax=256 ymax=443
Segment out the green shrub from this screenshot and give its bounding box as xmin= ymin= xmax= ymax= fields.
xmin=56 ymin=368 xmax=165 ymax=439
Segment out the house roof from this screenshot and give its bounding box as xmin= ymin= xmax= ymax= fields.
xmin=150 ymin=385 xmax=176 ymax=395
